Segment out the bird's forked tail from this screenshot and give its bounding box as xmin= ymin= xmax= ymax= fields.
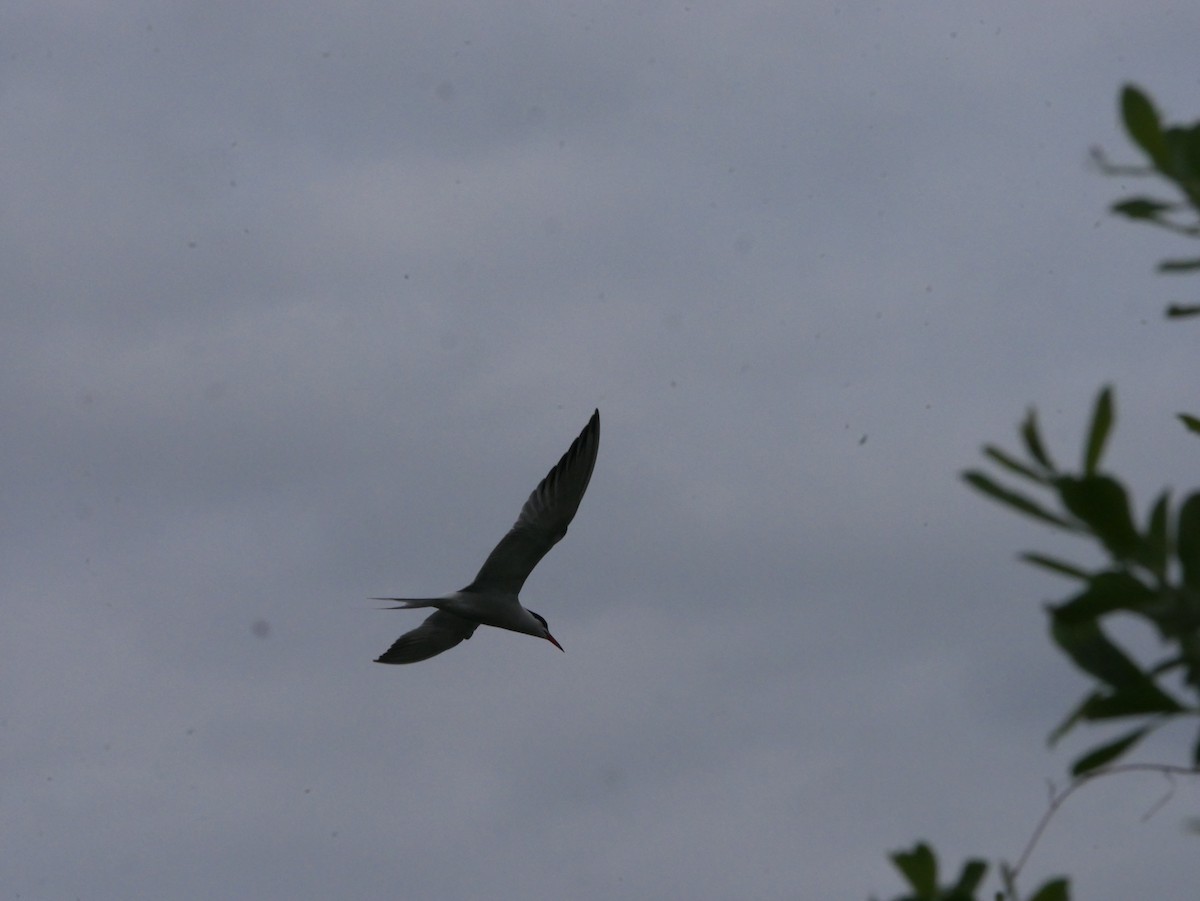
xmin=372 ymin=597 xmax=444 ymax=611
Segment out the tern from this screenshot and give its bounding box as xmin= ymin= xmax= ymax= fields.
xmin=374 ymin=409 xmax=600 ymax=664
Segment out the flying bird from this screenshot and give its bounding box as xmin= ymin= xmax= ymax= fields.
xmin=374 ymin=409 xmax=600 ymax=664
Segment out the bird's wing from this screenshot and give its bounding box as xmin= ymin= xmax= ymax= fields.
xmin=374 ymin=610 xmax=480 ymax=664
xmin=467 ymin=409 xmax=600 ymax=595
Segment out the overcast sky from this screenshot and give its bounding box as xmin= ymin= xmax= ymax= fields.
xmin=5 ymin=3 xmax=1200 ymax=899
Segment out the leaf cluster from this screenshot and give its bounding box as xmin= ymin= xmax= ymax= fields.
xmin=1096 ymin=84 xmax=1200 ymax=317
xmin=877 ymin=83 xmax=1199 ymax=901
xmin=872 ymin=842 xmax=1066 ymax=901
xmin=964 ymin=387 xmax=1200 ymax=776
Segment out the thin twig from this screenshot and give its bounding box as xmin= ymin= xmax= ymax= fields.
xmin=1004 ymin=762 xmax=1200 ymax=897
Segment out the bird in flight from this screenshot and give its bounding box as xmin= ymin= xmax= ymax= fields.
xmin=374 ymin=410 xmax=600 ymax=664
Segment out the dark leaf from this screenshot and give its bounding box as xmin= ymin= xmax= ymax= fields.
xmin=1179 ymin=413 xmax=1200 ymax=433
xmin=1143 ymin=491 xmax=1170 ymax=578
xmin=1028 ymin=877 xmax=1071 ymax=901
xmin=1121 ymin=84 xmax=1167 ymax=168
xmin=1021 ymin=408 xmax=1055 ymax=470
xmin=948 ymin=860 xmax=988 ymax=895
xmin=1082 ymin=386 xmax=1115 ymax=475
xmin=1049 ymin=615 xmax=1149 ymax=690
xmin=1056 ymin=475 xmax=1141 ymax=560
xmin=983 ymin=444 xmax=1049 ymax=483
xmin=1051 ymin=571 xmax=1155 ymax=623
xmin=1163 ymin=123 xmax=1200 ymax=180
xmin=964 ymin=472 xmax=1075 ymax=530
xmin=1082 ymin=686 xmax=1181 ymax=719
xmin=1020 ymin=552 xmax=1090 ymax=580
xmin=1070 ymin=726 xmax=1151 ymax=775
xmin=1179 ymin=493 xmax=1200 ymax=590
xmin=890 ymin=842 xmax=937 ymax=894
xmin=1181 ymin=634 xmax=1200 ymax=691
xmin=1111 ymin=197 xmax=1174 ymax=219
xmin=1158 ymin=258 xmax=1200 ymax=273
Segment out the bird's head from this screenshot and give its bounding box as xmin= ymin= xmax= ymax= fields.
xmin=528 ymin=610 xmax=564 ymax=652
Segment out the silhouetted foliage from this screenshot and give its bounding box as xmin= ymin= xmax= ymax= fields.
xmin=875 ymin=83 xmax=1200 ymax=901
xmin=1094 ymin=84 xmax=1200 ymax=317
xmin=871 ymin=842 xmax=1066 ymax=901
xmin=966 ymin=387 xmax=1200 ymax=776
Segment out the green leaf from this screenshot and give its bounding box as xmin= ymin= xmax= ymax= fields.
xmin=1166 ymin=304 xmax=1200 ymax=319
xmin=1052 ymin=571 xmax=1155 ymax=623
xmin=1056 ymin=475 xmax=1141 ymax=560
xmin=983 ymin=444 xmax=1050 ymax=483
xmin=1027 ymin=877 xmax=1071 ymax=901
xmin=1020 ymin=552 xmax=1090 ymax=580
xmin=1163 ymin=122 xmax=1200 ymax=180
xmin=1082 ymin=386 xmax=1115 ymax=475
xmin=964 ymin=472 xmax=1076 ymax=530
xmin=1181 ymin=633 xmax=1200 ymax=690
xmin=1081 ymin=685 xmax=1182 ymax=718
xmin=1178 ymin=492 xmax=1200 ymax=589
xmin=948 ymin=860 xmax=988 ymax=895
xmin=1179 ymin=413 xmax=1200 ymax=433
xmin=1143 ymin=491 xmax=1170 ymax=578
xmin=1111 ymin=197 xmax=1174 ymax=219
xmin=1121 ymin=84 xmax=1167 ymax=168
xmin=1021 ymin=408 xmax=1055 ymax=470
xmin=1070 ymin=726 xmax=1151 ymax=775
xmin=1049 ymin=615 xmax=1148 ymax=690
xmin=890 ymin=842 xmax=937 ymax=894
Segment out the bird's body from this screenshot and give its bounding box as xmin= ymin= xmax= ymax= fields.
xmin=374 ymin=409 xmax=600 ymax=664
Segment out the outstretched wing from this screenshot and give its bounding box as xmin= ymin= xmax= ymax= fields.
xmin=467 ymin=409 xmax=600 ymax=596
xmin=374 ymin=610 xmax=480 ymax=664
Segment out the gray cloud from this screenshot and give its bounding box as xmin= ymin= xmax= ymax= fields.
xmin=3 ymin=3 xmax=1198 ymax=899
